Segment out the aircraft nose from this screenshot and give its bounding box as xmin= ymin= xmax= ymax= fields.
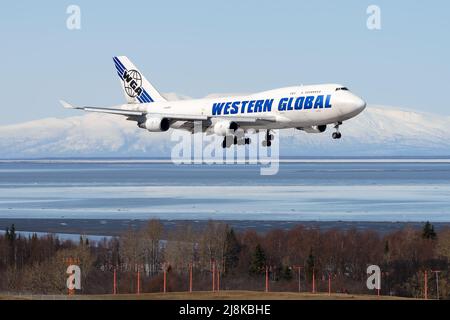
xmin=352 ymin=96 xmax=366 ymax=114
xmin=345 ymin=94 xmax=366 ymax=116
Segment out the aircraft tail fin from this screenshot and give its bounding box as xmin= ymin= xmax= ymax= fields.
xmin=113 ymin=56 xmax=166 ymax=104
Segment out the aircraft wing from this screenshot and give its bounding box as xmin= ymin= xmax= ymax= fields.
xmin=61 ymin=100 xmax=279 ymax=124
xmin=60 ymin=100 xmax=208 ymax=121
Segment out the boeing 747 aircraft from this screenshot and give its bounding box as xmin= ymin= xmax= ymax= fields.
xmin=61 ymin=56 xmax=366 ymax=148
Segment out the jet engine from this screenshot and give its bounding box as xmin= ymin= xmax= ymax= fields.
xmin=139 ymin=117 xmax=170 ymax=132
xmin=213 ymin=121 xmax=238 ymax=136
xmin=297 ymin=125 xmax=327 ymax=133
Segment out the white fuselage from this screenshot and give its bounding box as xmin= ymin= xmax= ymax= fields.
xmin=125 ymin=83 xmax=366 ymax=133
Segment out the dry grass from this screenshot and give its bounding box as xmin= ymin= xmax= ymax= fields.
xmin=0 ymin=290 xmax=415 ymax=300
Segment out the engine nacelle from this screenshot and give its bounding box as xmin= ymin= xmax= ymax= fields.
xmin=213 ymin=121 xmax=238 ymax=136
xmin=297 ymin=125 xmax=327 ymax=133
xmin=139 ymin=117 xmax=170 ymax=132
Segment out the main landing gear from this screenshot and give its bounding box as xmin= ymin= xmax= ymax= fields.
xmin=222 ymin=136 xmax=251 ymax=148
xmin=262 ymin=130 xmax=274 ymax=147
xmin=222 ymin=130 xmax=273 ymax=148
xmin=220 ymin=128 xmax=274 ymax=148
xmin=332 ymin=122 xmax=342 ymax=139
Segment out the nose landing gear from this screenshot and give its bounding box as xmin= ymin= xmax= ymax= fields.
xmin=332 ymin=132 xmax=342 ymax=139
xmin=332 ymin=122 xmax=342 ymax=139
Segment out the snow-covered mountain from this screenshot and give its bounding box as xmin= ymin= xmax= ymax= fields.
xmin=0 ymin=97 xmax=449 ymax=158
xmin=280 ymin=105 xmax=450 ymax=156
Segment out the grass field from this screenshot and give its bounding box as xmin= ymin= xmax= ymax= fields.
xmin=0 ymin=290 xmax=414 ymax=300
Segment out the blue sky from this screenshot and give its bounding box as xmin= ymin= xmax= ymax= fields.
xmin=0 ymin=1 xmax=449 ymax=124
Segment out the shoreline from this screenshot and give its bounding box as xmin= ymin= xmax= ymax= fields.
xmin=3 ymin=158 xmax=450 ymax=164
xmin=0 ymin=218 xmax=448 ymax=237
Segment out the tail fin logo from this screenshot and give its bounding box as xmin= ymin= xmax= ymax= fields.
xmin=123 ymin=69 xmax=143 ymax=98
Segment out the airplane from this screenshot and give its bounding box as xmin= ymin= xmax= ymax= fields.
xmin=61 ymin=56 xmax=366 ymax=148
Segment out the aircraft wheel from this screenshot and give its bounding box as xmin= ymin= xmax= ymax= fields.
xmin=245 ymin=138 xmax=251 ymax=145
xmin=223 ymin=136 xmax=234 ymax=148
xmin=227 ymin=136 xmax=234 ymax=147
xmin=332 ymin=132 xmax=342 ymax=139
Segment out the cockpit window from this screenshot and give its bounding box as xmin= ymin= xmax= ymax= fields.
xmin=336 ymin=87 xmax=349 ymax=91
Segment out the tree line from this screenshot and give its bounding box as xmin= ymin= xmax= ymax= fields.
xmin=0 ymin=221 xmax=449 ymax=298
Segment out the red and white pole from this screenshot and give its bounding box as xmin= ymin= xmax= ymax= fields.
xmin=163 ymin=269 xmax=167 ymax=293
xmin=113 ymin=268 xmax=117 ymax=295
xmin=189 ymin=263 xmax=193 ymax=293
xmin=312 ymin=270 xmax=316 ymax=293
xmin=298 ymin=267 xmax=302 ymax=292
xmin=212 ymin=261 xmax=216 ymax=292
xmin=137 ymin=270 xmax=140 ymax=295
xmin=328 ymin=274 xmax=331 ymax=296
xmin=424 ymin=270 xmax=428 ymax=300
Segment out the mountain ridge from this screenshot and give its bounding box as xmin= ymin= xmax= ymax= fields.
xmin=1 ymin=97 xmax=449 ymax=157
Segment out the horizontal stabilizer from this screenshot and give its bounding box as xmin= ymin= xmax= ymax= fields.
xmin=60 ymin=100 xmax=76 ymax=109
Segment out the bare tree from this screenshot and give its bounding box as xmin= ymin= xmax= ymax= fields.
xmin=198 ymin=221 xmax=228 ymax=273
xmin=165 ymin=222 xmax=197 ymax=274
xmin=141 ymin=219 xmax=163 ymax=275
xmin=119 ymin=228 xmax=144 ymax=272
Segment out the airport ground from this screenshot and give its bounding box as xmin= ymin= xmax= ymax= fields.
xmin=0 ymin=290 xmax=414 ymax=300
